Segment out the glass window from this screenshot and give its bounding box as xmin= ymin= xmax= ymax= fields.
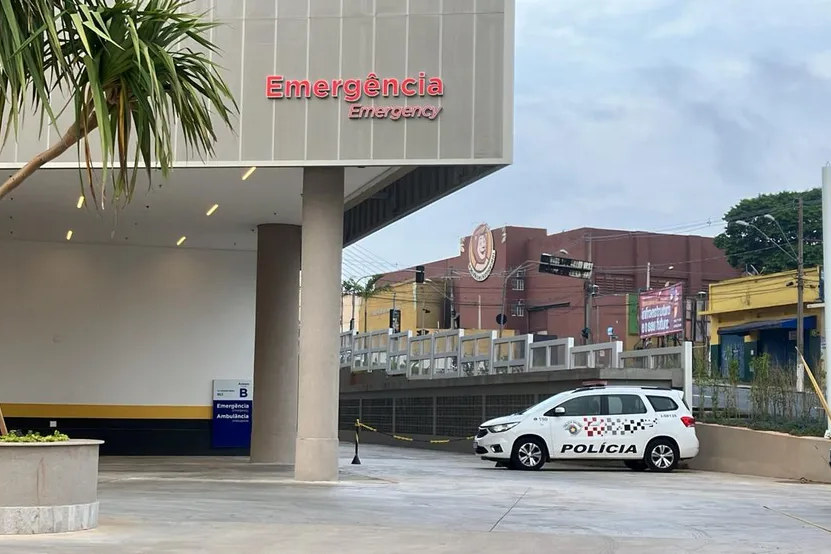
xmin=606 ymin=394 xmax=648 ymax=415
xmin=548 ymin=395 xmax=602 ymax=417
xmin=512 ymin=278 xmax=525 ymax=291
xmin=647 ymin=395 xmax=679 ymax=412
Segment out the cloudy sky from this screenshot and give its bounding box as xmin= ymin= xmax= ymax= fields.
xmin=347 ymin=0 xmax=831 ymax=275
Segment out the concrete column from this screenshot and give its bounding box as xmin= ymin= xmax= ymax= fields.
xmin=295 ymin=167 xmax=344 ymax=482
xmin=250 ymin=224 xmax=301 ymax=464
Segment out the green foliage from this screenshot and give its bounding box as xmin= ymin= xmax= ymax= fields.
xmin=698 ymin=353 xmax=828 ymax=437
xmin=713 ymin=188 xmax=821 ymax=273
xmin=0 ymin=0 xmax=237 ymax=204
xmin=342 ymin=274 xmax=391 ymax=299
xmin=724 ymin=356 xmax=740 ymax=418
xmin=713 ymin=417 xmax=826 ymax=437
xmin=342 ymin=274 xmax=394 ymax=331
xmin=0 ymin=430 xmax=70 ymax=442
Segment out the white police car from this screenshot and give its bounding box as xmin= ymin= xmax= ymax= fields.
xmin=473 ymin=385 xmax=698 ymax=472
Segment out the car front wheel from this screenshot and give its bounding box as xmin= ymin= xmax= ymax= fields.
xmin=511 ymin=437 xmax=546 ymax=471
xmin=644 ymin=439 xmax=679 ymax=473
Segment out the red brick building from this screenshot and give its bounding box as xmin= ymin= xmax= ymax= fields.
xmin=382 ymin=225 xmax=740 ymax=342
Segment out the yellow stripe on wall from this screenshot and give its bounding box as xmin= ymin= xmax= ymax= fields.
xmin=1 ymin=403 xmax=212 ymax=420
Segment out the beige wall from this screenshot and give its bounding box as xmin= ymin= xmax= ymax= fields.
xmin=689 ymin=423 xmax=831 ymax=483
xmin=341 ymin=294 xmax=363 ymax=332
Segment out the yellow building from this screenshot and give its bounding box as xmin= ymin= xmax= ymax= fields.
xmin=703 ymin=266 xmax=823 ymax=381
xmin=345 ymin=279 xmax=447 ymax=334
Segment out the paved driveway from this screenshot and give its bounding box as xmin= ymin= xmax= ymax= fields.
xmin=2 ymin=444 xmax=831 ymax=553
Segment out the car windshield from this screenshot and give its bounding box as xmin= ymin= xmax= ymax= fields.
xmin=514 ymin=391 xmax=570 ymax=415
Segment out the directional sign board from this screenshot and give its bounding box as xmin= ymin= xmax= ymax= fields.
xmin=539 ymin=254 xmax=594 ymax=279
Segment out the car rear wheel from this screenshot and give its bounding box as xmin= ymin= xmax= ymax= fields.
xmin=644 ymin=439 xmax=679 ymax=473
xmin=511 ymin=437 xmax=546 ymax=471
xmin=624 ymin=460 xmax=647 ymax=472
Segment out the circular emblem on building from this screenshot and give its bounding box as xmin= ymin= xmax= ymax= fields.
xmin=468 ymin=224 xmax=496 ymax=282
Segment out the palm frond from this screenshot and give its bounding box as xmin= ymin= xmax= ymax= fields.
xmin=0 ymin=0 xmax=237 ymax=203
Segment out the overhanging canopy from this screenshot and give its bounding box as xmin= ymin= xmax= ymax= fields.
xmin=718 ymin=316 xmax=817 ymax=335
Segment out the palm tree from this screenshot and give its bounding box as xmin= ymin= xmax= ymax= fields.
xmin=0 ymin=0 xmax=236 ymax=204
xmin=342 ymin=275 xmax=391 ymax=332
xmin=0 ymin=0 xmax=237 ymax=434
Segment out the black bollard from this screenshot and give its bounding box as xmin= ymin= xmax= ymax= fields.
xmin=351 ymin=418 xmax=361 ymax=465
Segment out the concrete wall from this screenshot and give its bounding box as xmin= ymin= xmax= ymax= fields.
xmin=1 ymin=0 xmax=514 ymax=167
xmin=0 ymin=440 xmax=102 ymax=534
xmin=689 ymin=423 xmax=831 ymax=483
xmin=0 ymin=239 xmax=255 ymax=415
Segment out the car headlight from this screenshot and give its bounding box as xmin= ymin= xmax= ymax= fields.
xmin=488 ymin=422 xmax=519 ymax=433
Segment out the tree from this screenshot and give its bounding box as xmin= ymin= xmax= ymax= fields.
xmin=714 ymin=189 xmax=822 ymax=274
xmin=0 ymin=0 xmax=236 ymax=203
xmin=0 ymin=0 xmax=237 ymax=434
xmin=342 ymin=275 xmax=392 ymax=332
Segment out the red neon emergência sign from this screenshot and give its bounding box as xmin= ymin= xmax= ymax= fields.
xmin=265 ymin=72 xmax=444 ymax=121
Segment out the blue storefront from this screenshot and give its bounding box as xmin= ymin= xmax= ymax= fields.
xmin=716 ymin=316 xmax=819 ymax=381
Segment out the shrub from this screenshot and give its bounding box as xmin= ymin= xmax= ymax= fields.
xmin=0 ymin=430 xmax=70 ymax=443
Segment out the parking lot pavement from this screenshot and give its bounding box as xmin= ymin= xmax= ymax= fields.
xmin=2 ymin=443 xmax=831 ymax=553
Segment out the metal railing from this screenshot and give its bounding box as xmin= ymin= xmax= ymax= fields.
xmin=570 ymin=341 xmax=623 ymax=370
xmin=493 ymin=334 xmax=532 ymax=374
xmin=388 ymin=331 xmax=411 ymax=376
xmin=460 ymin=331 xmax=496 ymax=377
xmin=528 ymin=338 xmax=574 ymax=371
xmin=432 ymin=330 xmax=462 ymax=379
xmin=340 ymin=329 xmax=691 ymax=400
xmin=407 ymin=333 xmax=434 ymax=380
xmin=339 ymin=330 xmax=355 ymax=370
xmin=352 ymin=329 xmax=392 ymax=373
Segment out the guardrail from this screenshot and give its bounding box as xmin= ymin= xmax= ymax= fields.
xmin=493 ymin=334 xmax=532 ymax=374
xmin=528 ymin=338 xmax=573 ymax=371
xmin=340 ymin=329 xmax=691 ymax=400
xmin=460 ymin=331 xmax=496 ymax=377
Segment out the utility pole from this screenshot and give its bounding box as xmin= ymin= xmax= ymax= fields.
xmin=583 ymin=233 xmax=593 ymax=345
xmin=796 ymin=196 xmax=805 ymax=392
xmin=350 ymin=291 xmax=356 ymax=331
xmin=499 ymin=277 xmax=507 ymax=339
xmin=646 ymin=262 xmax=651 ymax=290
xmin=821 ymin=163 xmax=831 ymax=436
xmin=449 ymin=279 xmax=456 ymax=329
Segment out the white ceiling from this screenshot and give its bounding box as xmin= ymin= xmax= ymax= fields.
xmin=0 ymin=165 xmax=406 ymax=251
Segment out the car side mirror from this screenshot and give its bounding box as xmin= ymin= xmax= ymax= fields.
xmin=553 ymin=406 xmax=566 ymax=416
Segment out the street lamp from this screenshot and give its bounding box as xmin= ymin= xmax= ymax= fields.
xmin=736 ymin=214 xmax=805 ymax=391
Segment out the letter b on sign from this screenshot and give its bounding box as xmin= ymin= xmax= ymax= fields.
xmin=239 ymin=388 xmax=249 ymax=398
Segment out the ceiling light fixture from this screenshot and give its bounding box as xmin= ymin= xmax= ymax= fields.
xmin=76 ymin=196 xmax=84 ymax=209
xmin=241 ymin=166 xmax=257 ymax=181
xmin=66 ymin=230 xmax=73 ymax=241
xmin=176 ymin=236 xmax=187 ymax=246
xmin=206 ymin=204 xmax=219 ymax=216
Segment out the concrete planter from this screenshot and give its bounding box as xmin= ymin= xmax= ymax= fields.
xmin=0 ymin=439 xmax=103 ymax=534
xmin=688 ymin=423 xmax=831 ymax=483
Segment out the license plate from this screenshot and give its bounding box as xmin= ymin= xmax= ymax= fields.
xmin=472 ymin=440 xmax=478 ymax=449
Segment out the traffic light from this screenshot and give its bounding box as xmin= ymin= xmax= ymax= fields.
xmin=389 ymin=309 xmax=401 ymax=333
xmin=415 ymin=265 xmax=425 ymax=284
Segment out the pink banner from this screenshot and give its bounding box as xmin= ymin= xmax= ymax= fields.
xmin=638 ymin=283 xmax=683 ymax=338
